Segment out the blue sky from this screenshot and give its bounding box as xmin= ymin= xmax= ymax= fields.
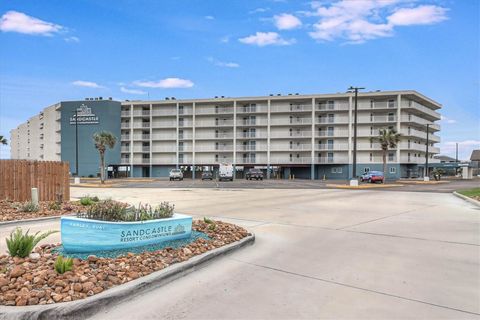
xmin=0 ymin=0 xmax=478 ymax=159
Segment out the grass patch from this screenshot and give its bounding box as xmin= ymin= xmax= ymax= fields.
xmin=457 ymin=188 xmax=480 ymax=198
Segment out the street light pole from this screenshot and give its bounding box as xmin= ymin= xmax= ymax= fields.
xmin=424 ymin=124 xmax=430 ymax=181
xmin=348 ymin=86 xmax=365 ymax=186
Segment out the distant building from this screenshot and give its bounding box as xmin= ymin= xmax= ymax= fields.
xmin=470 ymin=149 xmax=480 ymax=175
xmin=434 ymin=155 xmax=457 ymax=163
xmin=11 ymin=90 xmax=442 ymax=179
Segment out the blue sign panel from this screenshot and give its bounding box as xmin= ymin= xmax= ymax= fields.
xmin=61 ymin=214 xmax=192 ymax=253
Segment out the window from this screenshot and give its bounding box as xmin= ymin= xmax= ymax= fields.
xmin=332 ymin=167 xmax=343 ymax=173
xmin=389 ymin=167 xmax=396 ymax=174
xmin=388 ymin=99 xmax=395 ymax=108
xmin=388 ymin=152 xmax=395 ymax=161
xmin=327 ymin=100 xmax=334 ymax=110
xmin=178 ymin=154 xmax=184 ymax=164
xmin=215 ymin=154 xmax=219 ymax=162
xmin=179 ymin=105 xmax=184 ymax=114
xmin=327 ymin=114 xmax=334 ymax=123
xmin=364 ymin=167 xmax=370 ymax=173
xmin=370 ymin=100 xmax=374 ymax=109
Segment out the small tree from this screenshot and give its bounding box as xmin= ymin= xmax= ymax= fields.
xmin=0 ymin=135 xmax=7 ymax=145
xmin=93 ymin=131 xmax=117 ymax=184
xmin=371 ymin=128 xmax=401 ymax=177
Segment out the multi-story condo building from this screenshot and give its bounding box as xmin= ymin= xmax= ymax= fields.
xmin=10 ymin=90 xmax=441 ymax=179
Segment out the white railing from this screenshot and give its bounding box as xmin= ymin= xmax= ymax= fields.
xmin=236 ymin=145 xmax=263 ymax=151
xmin=152 ymin=109 xmax=177 ymax=116
xmin=237 ymin=132 xmax=268 ymax=138
xmin=121 ymin=123 xmax=131 ymax=129
xmin=401 ymin=100 xmax=441 ymax=119
xmin=315 ymin=143 xmax=349 ymax=151
xmin=133 ymin=122 xmax=151 ymax=128
xmin=236 ymin=119 xmax=268 ymax=126
xmin=151 ymin=134 xmax=176 ymax=140
xmin=357 ymin=115 xmax=396 ymax=123
xmin=270 ymin=157 xmax=312 ymax=164
xmin=271 ymin=104 xmax=312 ymax=112
xmin=151 ymin=157 xmax=177 ymax=164
xmin=316 ymin=117 xmax=349 ymax=124
xmin=315 ymin=156 xmax=349 ymax=164
xmin=178 ymin=121 xmax=194 ymax=127
xmin=133 ymin=134 xmax=150 ymax=140
xmin=316 ymin=130 xmax=349 ymax=137
xmin=121 ymin=147 xmax=130 ymax=152
xmin=120 ymin=158 xmax=130 ymax=164
xmin=152 ymin=121 xmax=176 ymax=128
xmin=195 ymin=146 xmax=234 ymax=152
xmin=317 ymin=101 xmax=349 ymax=111
xmin=237 ymin=105 xmax=268 ymax=113
xmin=121 ymin=111 xmax=131 ymax=117
xmin=401 ymin=115 xmax=440 ymax=131
xmin=357 ymin=101 xmax=397 ymax=110
xmin=133 ymin=110 xmax=150 ymax=116
xmin=121 ymin=135 xmax=130 ymax=140
xmin=195 ymin=107 xmax=233 ymax=115
xmin=132 ymin=146 xmax=151 ymax=152
xmin=196 ymin=120 xmax=234 ymax=127
xmin=196 ymin=133 xmax=234 ymax=139
xmin=271 ymin=118 xmax=311 ymax=125
xmin=270 ymin=144 xmax=312 ymax=151
xmin=270 ymin=132 xmax=311 ymax=138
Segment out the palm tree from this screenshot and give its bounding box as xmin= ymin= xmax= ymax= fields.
xmin=0 ymin=135 xmax=7 ymax=145
xmin=370 ymin=128 xmax=401 ymax=178
xmin=93 ymin=131 xmax=117 ymax=184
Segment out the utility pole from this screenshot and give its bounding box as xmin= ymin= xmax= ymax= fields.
xmin=75 ymin=108 xmax=79 ymax=176
xmin=424 ymin=124 xmax=430 ymax=181
xmin=348 ymin=86 xmax=365 ymax=186
xmin=455 ymin=142 xmax=459 ymax=175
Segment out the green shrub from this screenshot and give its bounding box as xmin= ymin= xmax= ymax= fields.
xmin=54 ymin=256 xmax=73 ymax=274
xmin=203 ymin=217 xmax=214 ymax=224
xmin=80 ymin=196 xmax=94 ymax=206
xmin=6 ymin=228 xmax=58 ymax=258
xmin=19 ymin=201 xmax=39 ymax=212
xmin=48 ymin=201 xmax=61 ymax=211
xmin=77 ymin=200 xmax=174 ymax=222
xmin=91 ymin=196 xmax=100 ymax=202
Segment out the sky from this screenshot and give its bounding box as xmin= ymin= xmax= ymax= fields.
xmin=0 ymin=0 xmax=478 ymax=160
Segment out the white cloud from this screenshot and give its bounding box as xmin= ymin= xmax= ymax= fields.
xmin=0 ymin=11 xmax=63 ymax=36
xmin=274 ymin=13 xmax=302 ymax=30
xmin=64 ymin=36 xmax=80 ymax=43
xmin=440 ymin=115 xmax=457 ymax=124
xmin=239 ymin=32 xmax=295 ymax=46
xmin=388 ymin=5 xmax=448 ymax=26
xmin=133 ymin=78 xmax=194 ymax=89
xmin=307 ymin=1 xmax=448 ymax=43
xmin=120 ymin=87 xmax=146 ymax=95
xmin=72 ymin=80 xmax=104 ymax=88
xmin=250 ymin=8 xmax=270 ymax=14
xmin=204 ymin=15 xmax=215 ymax=20
xmin=207 ymin=57 xmax=240 ymax=68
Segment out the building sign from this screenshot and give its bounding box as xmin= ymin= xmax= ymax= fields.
xmin=69 ymin=104 xmax=99 ymax=125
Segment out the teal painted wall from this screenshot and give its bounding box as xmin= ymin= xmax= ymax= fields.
xmin=60 ymin=100 xmax=121 ymax=177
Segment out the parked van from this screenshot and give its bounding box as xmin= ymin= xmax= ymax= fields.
xmin=219 ymin=163 xmax=233 ymax=181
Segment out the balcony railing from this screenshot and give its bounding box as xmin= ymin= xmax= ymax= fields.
xmin=195 ymin=107 xmax=233 ymax=115
xmin=152 ymin=121 xmax=176 ymax=128
xmin=271 ymin=118 xmax=311 ymax=125
xmin=151 ymin=134 xmax=176 ymax=140
xmin=270 ymin=132 xmax=311 ymax=138
xmin=316 ymin=117 xmax=349 ymax=124
xmin=133 ymin=110 xmax=150 ymax=116
xmin=317 ymin=102 xmax=349 ymax=111
xmin=121 ymin=111 xmax=131 ymax=117
xmin=316 ymin=130 xmax=348 ymax=137
xmin=120 ymin=158 xmax=130 ymax=164
xmin=357 ymin=115 xmax=396 ymax=123
xmin=315 ymin=143 xmax=349 ymax=151
xmin=237 ymin=105 xmax=268 ymax=113
xmin=196 ymin=133 xmax=234 ymax=139
xmin=236 ymin=119 xmax=268 ymax=126
xmin=401 ymin=115 xmax=440 ymax=131
xmin=121 ymin=123 xmax=131 ymax=129
xmin=357 ymin=101 xmax=397 ymax=110
xmin=270 ymin=144 xmax=312 ymax=151
xmin=152 ymin=109 xmax=177 ymax=116
xmin=132 ymin=122 xmax=151 ymax=128
xmin=196 ymin=120 xmax=234 ymax=127
xmin=133 ymin=134 xmax=150 ymax=140
xmin=401 ymin=100 xmax=441 ymax=119
xmin=237 ymin=132 xmax=268 ymax=138
xmin=271 ymin=104 xmax=312 ymax=113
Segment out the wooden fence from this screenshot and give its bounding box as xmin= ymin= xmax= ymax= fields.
xmin=0 ymin=160 xmax=70 ymax=202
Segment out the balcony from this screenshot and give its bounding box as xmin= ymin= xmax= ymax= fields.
xmin=357 ymin=101 xmax=397 ymax=110
xmin=237 ymin=145 xmax=264 ymax=151
xmin=357 ymin=115 xmax=396 ymax=123
xmin=178 ymin=121 xmax=193 ymax=127
xmin=121 ymin=135 xmax=130 ymax=140
xmin=120 ymin=158 xmax=130 ymax=164
xmin=315 ymin=143 xmax=349 ymax=151
xmin=133 ymin=110 xmax=150 ymax=117
xmin=195 ymin=107 xmax=233 ymax=115
xmin=236 ymin=119 xmax=268 ymax=126
xmin=315 ymin=156 xmax=349 ymax=164
xmin=151 ymin=134 xmax=176 ymax=140
xmin=133 ymin=134 xmax=150 ymax=140
xmin=270 ymin=157 xmax=312 ymax=164
xmin=121 ymin=123 xmax=131 ymax=129
xmin=195 ymin=145 xmax=234 ymax=152
xmin=133 ymin=122 xmax=151 ymax=129
xmin=270 ymin=118 xmax=311 ymax=126
xmin=152 ymin=121 xmax=176 ymax=128
xmin=133 ymin=146 xmax=151 ymax=152
xmin=317 ymin=101 xmax=349 ymax=111
xmin=236 ymin=132 xmax=268 ymax=139
xmin=271 ymin=104 xmax=312 ymax=113
xmin=196 ymin=133 xmax=234 ymax=139
xmin=400 ymin=128 xmax=440 ymax=142
xmin=316 ymin=130 xmax=348 ymax=138
xmin=121 ymin=111 xmax=131 ymax=117
xmin=237 ymin=105 xmax=268 ymax=114
xmin=151 ymin=146 xmax=176 ymax=153
xmin=152 ymin=109 xmax=177 ymax=117
xmin=271 ymin=144 xmax=312 ymax=151
xmin=316 ymin=117 xmax=349 ymax=124
xmin=196 ymin=119 xmax=234 ymax=127
xmin=401 ymin=100 xmax=441 ymax=119
xmin=400 ymin=115 xmax=440 ymax=131
xmin=121 ymin=146 xmax=130 ymax=152
xmin=270 ymin=131 xmax=311 ymax=139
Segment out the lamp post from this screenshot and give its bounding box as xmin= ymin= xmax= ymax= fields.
xmin=424 ymin=124 xmax=430 ymax=181
xmin=347 ymin=86 xmax=365 ymax=186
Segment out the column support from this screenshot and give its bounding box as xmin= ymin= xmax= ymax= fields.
xmin=348 ymin=96 xmax=353 ymax=178
xmin=396 ymin=94 xmax=401 ymax=166
xmin=130 ymin=104 xmax=134 ymax=177
xmin=192 ymin=102 xmax=196 ymax=180
xmin=176 ymin=102 xmax=179 ymax=169
xmin=233 ymin=100 xmax=237 ymax=178
xmin=310 ymin=98 xmax=315 ymax=180
xmin=149 ymin=103 xmax=152 ymax=177
xmin=267 ymin=99 xmax=271 ymax=179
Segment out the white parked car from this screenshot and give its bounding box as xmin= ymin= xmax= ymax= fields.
xmin=169 ymin=169 xmax=183 ymax=181
xmin=219 ymin=163 xmax=233 ymax=181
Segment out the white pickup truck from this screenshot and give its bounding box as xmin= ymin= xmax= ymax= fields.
xmin=169 ymin=169 xmax=183 ymax=181
xmin=219 ymin=163 xmax=233 ymax=181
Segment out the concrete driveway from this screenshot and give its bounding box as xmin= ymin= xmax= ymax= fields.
xmin=2 ymin=188 xmax=478 ymax=319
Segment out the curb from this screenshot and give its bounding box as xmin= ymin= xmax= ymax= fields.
xmin=0 ymin=233 xmax=255 ymax=320
xmin=0 ymin=215 xmax=66 ymax=228
xmin=453 ymin=192 xmax=480 ymax=207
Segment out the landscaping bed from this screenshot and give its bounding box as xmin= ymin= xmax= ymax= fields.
xmin=0 ymin=219 xmax=249 ymax=306
xmin=0 ymin=200 xmax=84 ymax=222
xmin=457 ymin=188 xmax=480 ymax=202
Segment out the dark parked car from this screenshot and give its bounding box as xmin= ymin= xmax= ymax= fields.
xmin=201 ymin=171 xmax=213 ymax=180
xmin=361 ymin=171 xmax=384 ymax=183
xmin=245 ymin=168 xmax=264 ymax=180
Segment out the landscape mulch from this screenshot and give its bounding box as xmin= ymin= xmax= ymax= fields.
xmin=0 ymin=200 xmax=84 ymax=222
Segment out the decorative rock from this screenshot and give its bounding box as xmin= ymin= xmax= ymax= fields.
xmin=73 ymin=283 xmax=82 ymax=292
xmin=28 ymin=297 xmax=39 ymax=305
xmin=87 ymin=255 xmax=98 ymax=263
xmin=29 ymin=253 xmax=40 ymax=260
xmin=10 ymin=266 xmax=25 ymax=278
xmin=0 ymin=278 xmax=9 ymax=287
xmin=81 ymin=281 xmax=95 ymax=292
xmin=52 ymin=294 xmax=63 ymax=302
